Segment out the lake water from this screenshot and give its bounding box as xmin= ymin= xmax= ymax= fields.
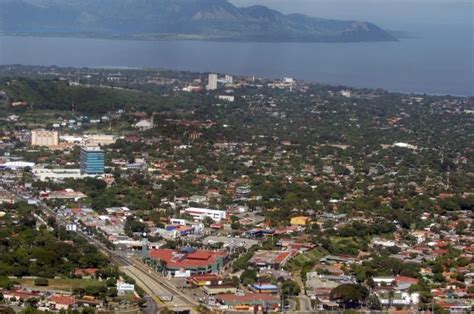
xmin=0 ymin=2 xmax=472 ymax=96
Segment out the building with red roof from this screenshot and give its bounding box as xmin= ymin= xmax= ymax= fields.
xmin=189 ymin=274 xmax=223 ymax=286
xmin=74 ymin=268 xmax=99 ymax=278
xmin=395 ymin=275 xmax=419 ymax=285
xmin=216 ymin=293 xmax=280 ymax=310
xmin=48 ymin=295 xmax=76 ymax=310
xmin=0 ymin=289 xmax=42 ymax=301
xmin=145 ymin=248 xmax=229 ymax=275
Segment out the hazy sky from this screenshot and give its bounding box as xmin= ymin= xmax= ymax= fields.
xmin=230 ymin=0 xmax=473 ymax=30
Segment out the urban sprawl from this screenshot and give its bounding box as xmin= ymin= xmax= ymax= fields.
xmin=0 ymin=65 xmax=472 ymax=314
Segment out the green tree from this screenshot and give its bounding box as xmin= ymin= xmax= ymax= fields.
xmin=33 ymin=278 xmax=49 ymax=286
xmin=329 ymin=284 xmax=368 ymax=309
xmin=281 ymin=279 xmax=300 ymax=296
xmin=230 ymin=221 xmax=241 ymax=230
xmin=240 ymin=269 xmax=257 ymax=285
xmin=202 ymin=216 xmax=214 ymax=227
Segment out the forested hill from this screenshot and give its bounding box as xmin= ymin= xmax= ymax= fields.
xmin=0 ymin=0 xmax=396 ymax=42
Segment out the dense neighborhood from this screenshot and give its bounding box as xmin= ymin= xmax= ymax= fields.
xmin=0 ymin=65 xmax=472 ymax=314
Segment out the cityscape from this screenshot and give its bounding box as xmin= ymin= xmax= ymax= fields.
xmin=0 ymin=64 xmax=472 ymax=314
xmin=0 ymin=0 xmax=473 ymax=313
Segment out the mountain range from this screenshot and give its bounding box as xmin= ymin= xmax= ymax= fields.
xmin=0 ymin=0 xmax=397 ymax=42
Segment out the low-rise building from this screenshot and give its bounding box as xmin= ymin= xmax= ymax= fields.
xmin=48 ymin=295 xmax=76 ymax=311
xmin=145 ymin=248 xmax=229 ymax=275
xmin=33 ymin=168 xmax=100 ymax=181
xmin=40 ymin=189 xmax=86 ymax=201
xmin=189 ymin=274 xmax=223 ymax=286
xmin=250 ymin=283 xmax=278 ymax=294
xmin=216 ymin=293 xmax=280 ymax=311
xmin=182 ymin=207 xmax=227 ymax=222
xmin=249 ymin=250 xmax=292 ymax=269
xmin=203 ymin=285 xmax=237 ymax=295
xmin=290 ymin=216 xmax=311 ymax=226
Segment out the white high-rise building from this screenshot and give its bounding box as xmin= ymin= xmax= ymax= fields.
xmin=31 ymin=129 xmax=59 ymax=147
xmin=207 ymin=73 xmax=218 ymax=90
xmin=224 ymin=75 xmax=233 ymax=84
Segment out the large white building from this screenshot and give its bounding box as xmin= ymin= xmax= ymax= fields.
xmin=207 ymin=73 xmax=218 ymax=90
xmin=84 ymin=134 xmax=117 ymax=146
xmin=31 ymin=129 xmax=59 ymax=147
xmin=32 ymin=168 xmax=101 ymax=181
xmin=182 ymin=207 xmax=226 ymax=222
xmin=0 ymin=161 xmax=35 ymax=170
xmin=218 ymin=95 xmax=235 ymax=102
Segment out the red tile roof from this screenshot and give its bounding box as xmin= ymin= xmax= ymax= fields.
xmin=2 ymin=289 xmax=42 ymax=300
xmin=149 ymin=249 xmax=227 ymax=268
xmin=187 ymin=251 xmax=212 ymax=260
xmin=50 ymin=295 xmax=76 ymax=306
xmin=395 ymin=275 xmax=419 ymax=284
xmin=74 ymin=268 xmax=98 ymax=276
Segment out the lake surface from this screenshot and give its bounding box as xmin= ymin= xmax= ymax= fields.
xmin=0 ymin=33 xmax=472 ymax=96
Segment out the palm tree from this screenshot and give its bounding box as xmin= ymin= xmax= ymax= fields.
xmin=388 ymin=290 xmax=395 ymax=309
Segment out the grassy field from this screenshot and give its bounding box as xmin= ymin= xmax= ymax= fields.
xmin=17 ymin=278 xmax=104 ymax=291
xmin=285 ymin=248 xmax=328 ymax=272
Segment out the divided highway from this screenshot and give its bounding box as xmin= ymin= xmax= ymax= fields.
xmin=6 ymin=188 xmax=199 ymax=314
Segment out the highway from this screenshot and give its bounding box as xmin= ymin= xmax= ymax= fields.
xmin=4 ymin=185 xmax=199 ymax=314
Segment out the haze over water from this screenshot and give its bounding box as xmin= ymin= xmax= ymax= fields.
xmin=0 ymin=0 xmax=472 ymax=96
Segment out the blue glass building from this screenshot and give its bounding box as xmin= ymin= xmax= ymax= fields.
xmin=80 ymin=147 xmax=105 ymax=174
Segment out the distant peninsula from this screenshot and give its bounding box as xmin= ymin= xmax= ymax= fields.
xmin=0 ymin=0 xmax=397 ymax=43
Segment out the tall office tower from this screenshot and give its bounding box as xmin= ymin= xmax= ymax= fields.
xmin=31 ymin=129 xmax=59 ymax=147
xmin=80 ymin=147 xmax=105 ymax=174
xmin=207 ymin=73 xmax=218 ymax=90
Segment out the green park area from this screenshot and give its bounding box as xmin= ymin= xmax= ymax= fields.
xmin=17 ymin=278 xmax=104 ymax=292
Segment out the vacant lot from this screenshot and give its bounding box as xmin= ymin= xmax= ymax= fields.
xmin=17 ymin=278 xmax=104 ymax=291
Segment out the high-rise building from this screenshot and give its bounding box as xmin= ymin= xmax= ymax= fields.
xmin=224 ymin=75 xmax=233 ymax=84
xmin=80 ymin=147 xmax=105 ymax=174
xmin=31 ymin=129 xmax=59 ymax=147
xmin=207 ymin=73 xmax=218 ymax=90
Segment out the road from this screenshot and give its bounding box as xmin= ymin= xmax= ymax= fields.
xmin=295 ymin=295 xmax=313 ymax=313
xmin=142 ymin=295 xmax=158 ymax=314
xmin=6 ymin=187 xmax=199 ymax=313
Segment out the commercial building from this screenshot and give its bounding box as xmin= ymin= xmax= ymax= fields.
xmin=80 ymin=147 xmax=105 ymax=174
xmin=189 ymin=274 xmax=223 ymax=287
xmin=216 ymin=293 xmax=280 ymax=311
xmin=0 ymin=161 xmax=35 ymax=170
xmin=83 ymin=134 xmax=116 ymax=146
xmin=203 ymin=285 xmax=237 ymax=295
xmin=207 ymin=73 xmax=218 ymax=90
xmin=250 ymin=283 xmax=278 ymax=294
xmin=31 ymin=129 xmax=59 ymax=147
xmin=202 ymin=236 xmax=259 ymax=251
xmin=144 ymin=248 xmax=228 ymax=276
xmin=182 ymin=207 xmax=226 ymax=222
xmin=33 ymin=168 xmax=85 ymax=181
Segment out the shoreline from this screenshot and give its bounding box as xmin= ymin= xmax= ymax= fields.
xmin=0 ymin=63 xmax=471 ymax=98
xmin=0 ymin=32 xmax=398 ymax=44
